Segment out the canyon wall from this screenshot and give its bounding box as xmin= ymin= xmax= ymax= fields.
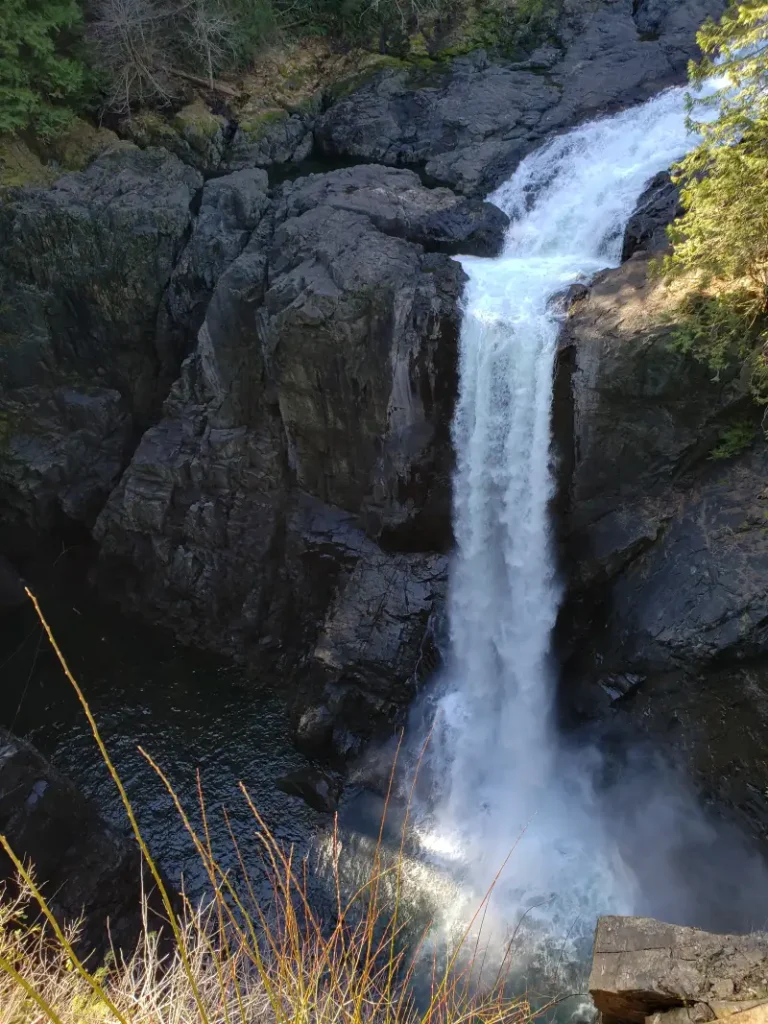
xmin=0 ymin=0 xmax=730 ymax=759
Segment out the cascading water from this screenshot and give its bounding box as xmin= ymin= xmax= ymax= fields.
xmin=322 ymin=75 xmax=768 ymax=1006
xmin=408 ymin=86 xmax=724 ymax=983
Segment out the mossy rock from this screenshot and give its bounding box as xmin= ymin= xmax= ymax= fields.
xmin=239 ymin=108 xmax=289 ymax=141
xmin=121 ymin=105 xmax=224 ymax=170
xmin=326 ymin=56 xmax=412 ymax=100
xmin=407 ymin=31 xmax=432 ymax=58
xmin=0 ymin=138 xmax=55 ymax=188
xmin=428 ymin=0 xmax=562 ymax=59
xmin=123 ymin=111 xmax=181 ymax=150
xmin=0 ymin=121 xmax=123 ymax=190
xmin=172 ymin=100 xmax=225 ymax=153
xmin=46 ymin=119 xmax=119 ymax=172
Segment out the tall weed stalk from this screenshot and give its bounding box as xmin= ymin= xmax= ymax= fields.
xmin=0 ymin=589 xmax=535 ymax=1024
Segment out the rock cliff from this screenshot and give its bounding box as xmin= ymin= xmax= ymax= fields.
xmin=556 ymin=178 xmax=768 ymax=839
xmin=0 ymin=0 xmax=728 ymax=756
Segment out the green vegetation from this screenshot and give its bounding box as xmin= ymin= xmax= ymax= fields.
xmin=0 ymin=591 xmax=538 ymax=1024
xmin=1 ymin=0 xmax=561 ymax=136
xmin=0 ymin=0 xmax=87 ymax=137
xmin=662 ymin=0 xmax=768 ymax=402
xmin=710 ymin=417 xmax=758 ymax=459
xmin=239 ymin=107 xmax=288 ymax=140
xmin=666 ymin=288 xmax=768 ymax=397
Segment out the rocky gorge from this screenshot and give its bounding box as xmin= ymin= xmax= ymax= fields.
xmin=5 ymin=0 xmax=768 ymax=917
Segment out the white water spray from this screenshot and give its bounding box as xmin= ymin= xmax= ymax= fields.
xmin=413 ymin=87 xmax=713 ymax=975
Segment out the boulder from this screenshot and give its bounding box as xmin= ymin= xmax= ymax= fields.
xmin=0 ymin=729 xmax=146 ymax=956
xmin=222 ymin=113 xmax=314 ymax=171
xmin=123 ymin=104 xmax=228 ymax=174
xmin=276 ymin=768 xmax=342 ymax=813
xmin=621 ymin=172 xmax=681 ymax=261
xmin=590 ymin=916 xmax=768 ymax=1024
xmin=316 ymin=56 xmax=560 ymax=197
xmin=273 ymin=164 xmax=508 ymax=257
xmin=171 ymin=102 xmax=229 ymax=173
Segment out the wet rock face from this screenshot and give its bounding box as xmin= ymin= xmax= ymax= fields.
xmin=621 ymin=171 xmax=681 ymax=261
xmin=316 ymin=0 xmax=724 ymax=196
xmin=590 ymin=916 xmax=768 ymax=1024
xmin=556 ymin=250 xmax=768 ymax=833
xmin=0 ymin=729 xmax=146 ymax=957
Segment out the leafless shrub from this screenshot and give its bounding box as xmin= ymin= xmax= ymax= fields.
xmin=183 ymin=0 xmax=238 ymax=88
xmin=88 ymin=0 xmax=179 ymax=114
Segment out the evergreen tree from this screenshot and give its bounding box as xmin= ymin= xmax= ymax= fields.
xmin=665 ymin=1 xmax=768 ymax=296
xmin=663 ymin=1 xmax=768 ymax=400
xmin=0 ymin=0 xmax=86 ymax=138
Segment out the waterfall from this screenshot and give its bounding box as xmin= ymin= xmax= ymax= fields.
xmin=413 ymin=86 xmax=707 ymax=979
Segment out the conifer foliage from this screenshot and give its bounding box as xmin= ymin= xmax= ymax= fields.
xmin=663 ymin=1 xmax=768 ymax=399
xmin=0 ymin=0 xmax=86 ymax=137
xmin=665 ymin=0 xmax=768 ymax=295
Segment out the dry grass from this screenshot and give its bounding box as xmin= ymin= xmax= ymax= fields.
xmin=0 ymin=591 xmax=536 ymax=1024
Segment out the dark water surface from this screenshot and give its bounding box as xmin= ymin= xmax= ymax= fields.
xmin=0 ymin=552 xmax=334 ymax=908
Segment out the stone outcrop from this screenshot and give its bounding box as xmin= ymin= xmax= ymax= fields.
xmin=222 ymin=114 xmax=314 ymax=173
xmin=621 ymin=172 xmax=681 ymax=262
xmin=157 ymin=168 xmax=271 ymax=371
xmin=0 ymin=146 xmax=201 ymax=541
xmin=0 ymin=729 xmax=147 ymax=956
xmin=92 ymin=165 xmax=476 ymax=753
xmin=557 ymin=234 xmax=768 ymax=833
xmin=590 ymin=916 xmax=768 ymax=1024
xmin=316 ymin=0 xmax=724 ymax=196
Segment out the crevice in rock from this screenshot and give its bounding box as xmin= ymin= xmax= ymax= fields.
xmin=267 ymin=150 xmax=368 ymax=188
